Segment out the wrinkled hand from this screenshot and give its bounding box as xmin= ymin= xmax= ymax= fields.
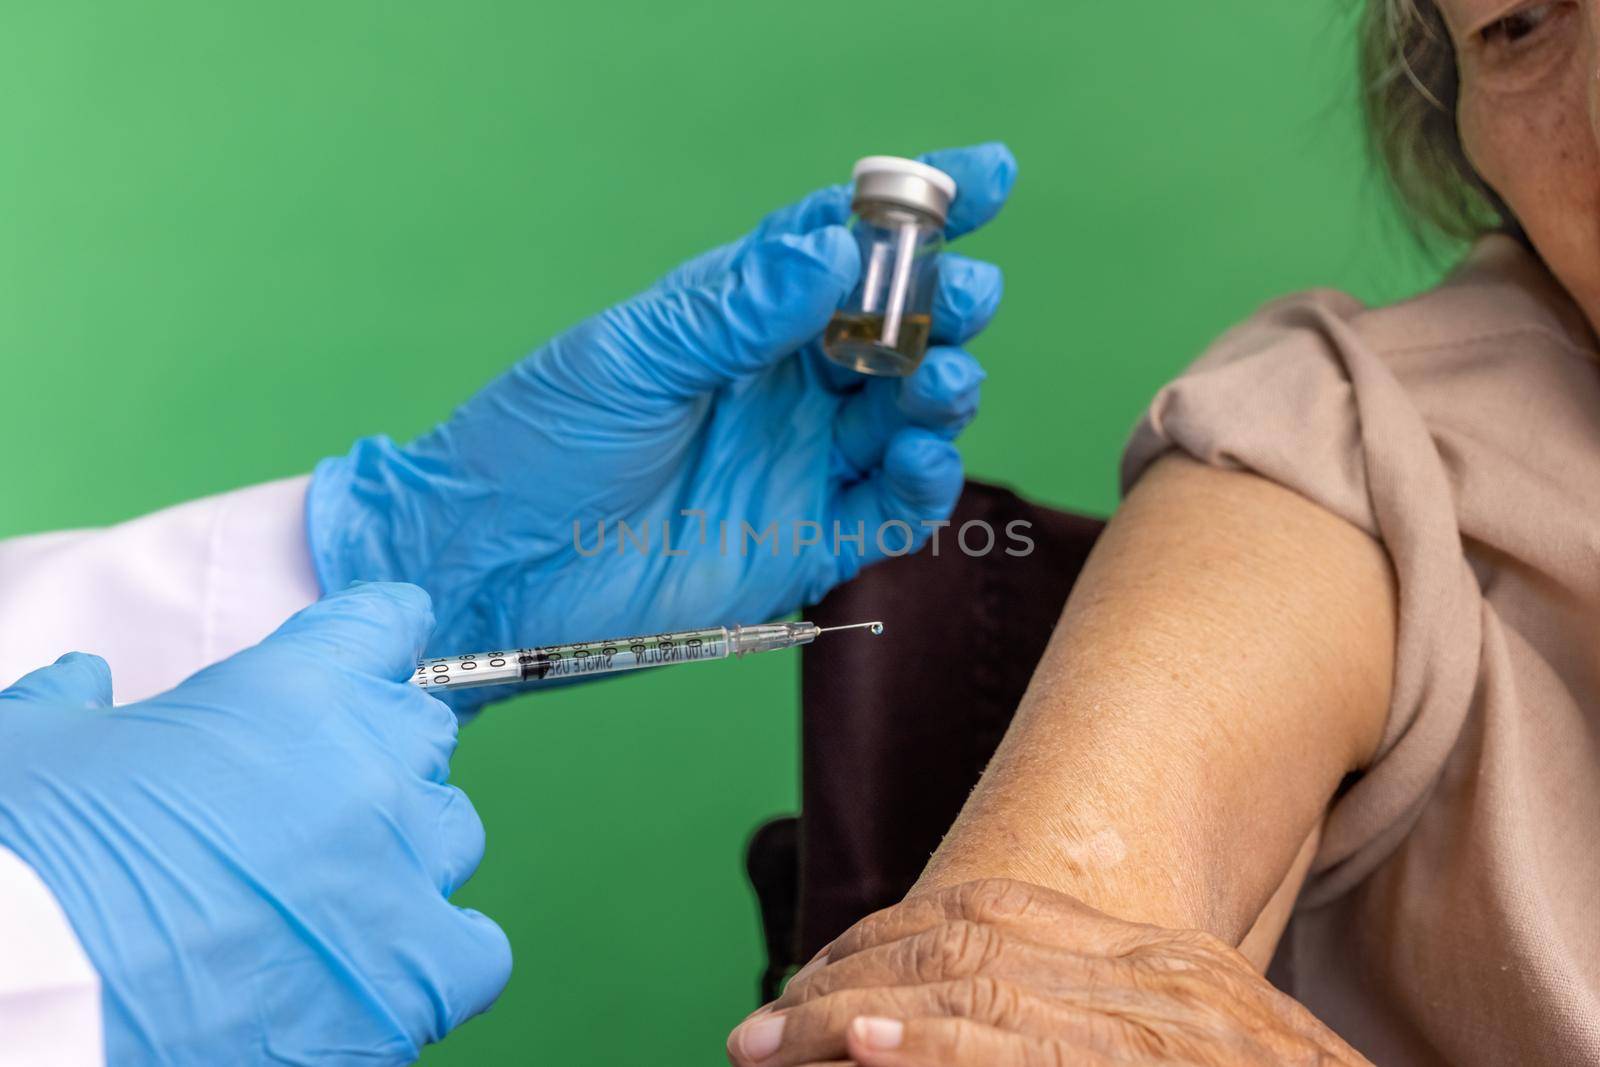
xmin=727 ymin=879 xmax=1370 ymax=1067
xmin=308 ymin=144 xmax=1015 ymax=716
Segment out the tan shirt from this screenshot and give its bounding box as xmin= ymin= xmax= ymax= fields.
xmin=1123 ymin=236 xmax=1600 ymax=1066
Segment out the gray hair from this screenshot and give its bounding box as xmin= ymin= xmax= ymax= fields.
xmin=1360 ymin=0 xmax=1518 ymax=243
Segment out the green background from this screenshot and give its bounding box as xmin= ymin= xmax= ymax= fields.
xmin=2 ymin=2 xmax=1443 ymax=1063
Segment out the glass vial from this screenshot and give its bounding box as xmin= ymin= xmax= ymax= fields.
xmin=823 ymin=156 xmax=957 ymax=377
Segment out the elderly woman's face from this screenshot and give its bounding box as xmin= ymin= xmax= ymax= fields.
xmin=1444 ymin=1 xmax=1600 ymax=324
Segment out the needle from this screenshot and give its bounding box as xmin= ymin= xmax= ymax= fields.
xmin=816 ymin=620 xmax=885 ymax=637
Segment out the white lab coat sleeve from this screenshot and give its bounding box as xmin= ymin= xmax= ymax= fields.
xmin=0 ymin=847 xmax=101 ymax=1067
xmin=0 ymin=474 xmax=322 ymax=702
xmin=0 ymin=474 xmax=324 ymax=1066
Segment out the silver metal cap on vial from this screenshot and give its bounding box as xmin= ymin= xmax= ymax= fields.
xmin=851 ymin=156 xmax=958 ymax=224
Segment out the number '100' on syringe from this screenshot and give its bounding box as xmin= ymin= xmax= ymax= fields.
xmin=411 ymin=620 xmax=884 ymax=693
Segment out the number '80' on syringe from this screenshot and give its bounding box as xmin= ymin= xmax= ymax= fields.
xmin=411 ymin=620 xmax=884 ymax=692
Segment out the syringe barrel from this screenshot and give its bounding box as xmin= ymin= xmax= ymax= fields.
xmin=413 ymin=626 xmax=733 ymax=692
xmin=412 ymin=651 xmax=526 ymax=691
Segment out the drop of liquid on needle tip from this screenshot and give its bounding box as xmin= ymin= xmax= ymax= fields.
xmin=869 ymin=622 xmax=884 ymax=636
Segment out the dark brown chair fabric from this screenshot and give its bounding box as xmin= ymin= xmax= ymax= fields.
xmin=745 ymin=481 xmax=1105 ymax=999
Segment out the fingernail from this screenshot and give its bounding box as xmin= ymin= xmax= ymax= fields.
xmin=732 ymin=1013 xmax=786 ymax=1060
xmin=852 ymin=1016 xmax=905 ymax=1051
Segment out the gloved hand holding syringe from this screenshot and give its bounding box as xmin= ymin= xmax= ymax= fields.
xmin=412 ymin=619 xmax=884 ymax=692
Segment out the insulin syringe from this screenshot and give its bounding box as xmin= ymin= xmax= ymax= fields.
xmin=410 ymin=620 xmax=884 ymax=693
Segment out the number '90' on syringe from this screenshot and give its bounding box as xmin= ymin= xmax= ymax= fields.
xmin=411 ymin=620 xmax=884 ymax=692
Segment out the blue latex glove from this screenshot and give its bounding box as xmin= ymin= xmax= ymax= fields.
xmin=309 ymin=143 xmax=1016 ymax=714
xmin=0 ymin=584 xmax=509 ymax=1065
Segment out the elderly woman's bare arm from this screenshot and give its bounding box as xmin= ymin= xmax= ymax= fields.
xmin=913 ymin=453 xmax=1397 ymax=947
xmin=724 ymin=458 xmax=1396 ymax=1065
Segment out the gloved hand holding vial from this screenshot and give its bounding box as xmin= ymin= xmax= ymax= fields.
xmin=309 ymin=144 xmax=1016 ymax=717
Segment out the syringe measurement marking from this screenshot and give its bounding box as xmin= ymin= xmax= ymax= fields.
xmin=414 ymin=636 xmax=727 ymax=688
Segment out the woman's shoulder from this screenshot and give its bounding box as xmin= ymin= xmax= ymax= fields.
xmin=1125 ymin=236 xmax=1600 ymax=572
xmin=1357 ymin=235 xmax=1596 ymax=363
xmin=1214 ymin=236 xmax=1596 ymax=372
xmin=1136 ymin=236 xmax=1600 ymax=524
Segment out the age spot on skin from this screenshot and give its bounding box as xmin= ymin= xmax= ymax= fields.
xmin=1053 ymin=827 xmax=1129 ymax=869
